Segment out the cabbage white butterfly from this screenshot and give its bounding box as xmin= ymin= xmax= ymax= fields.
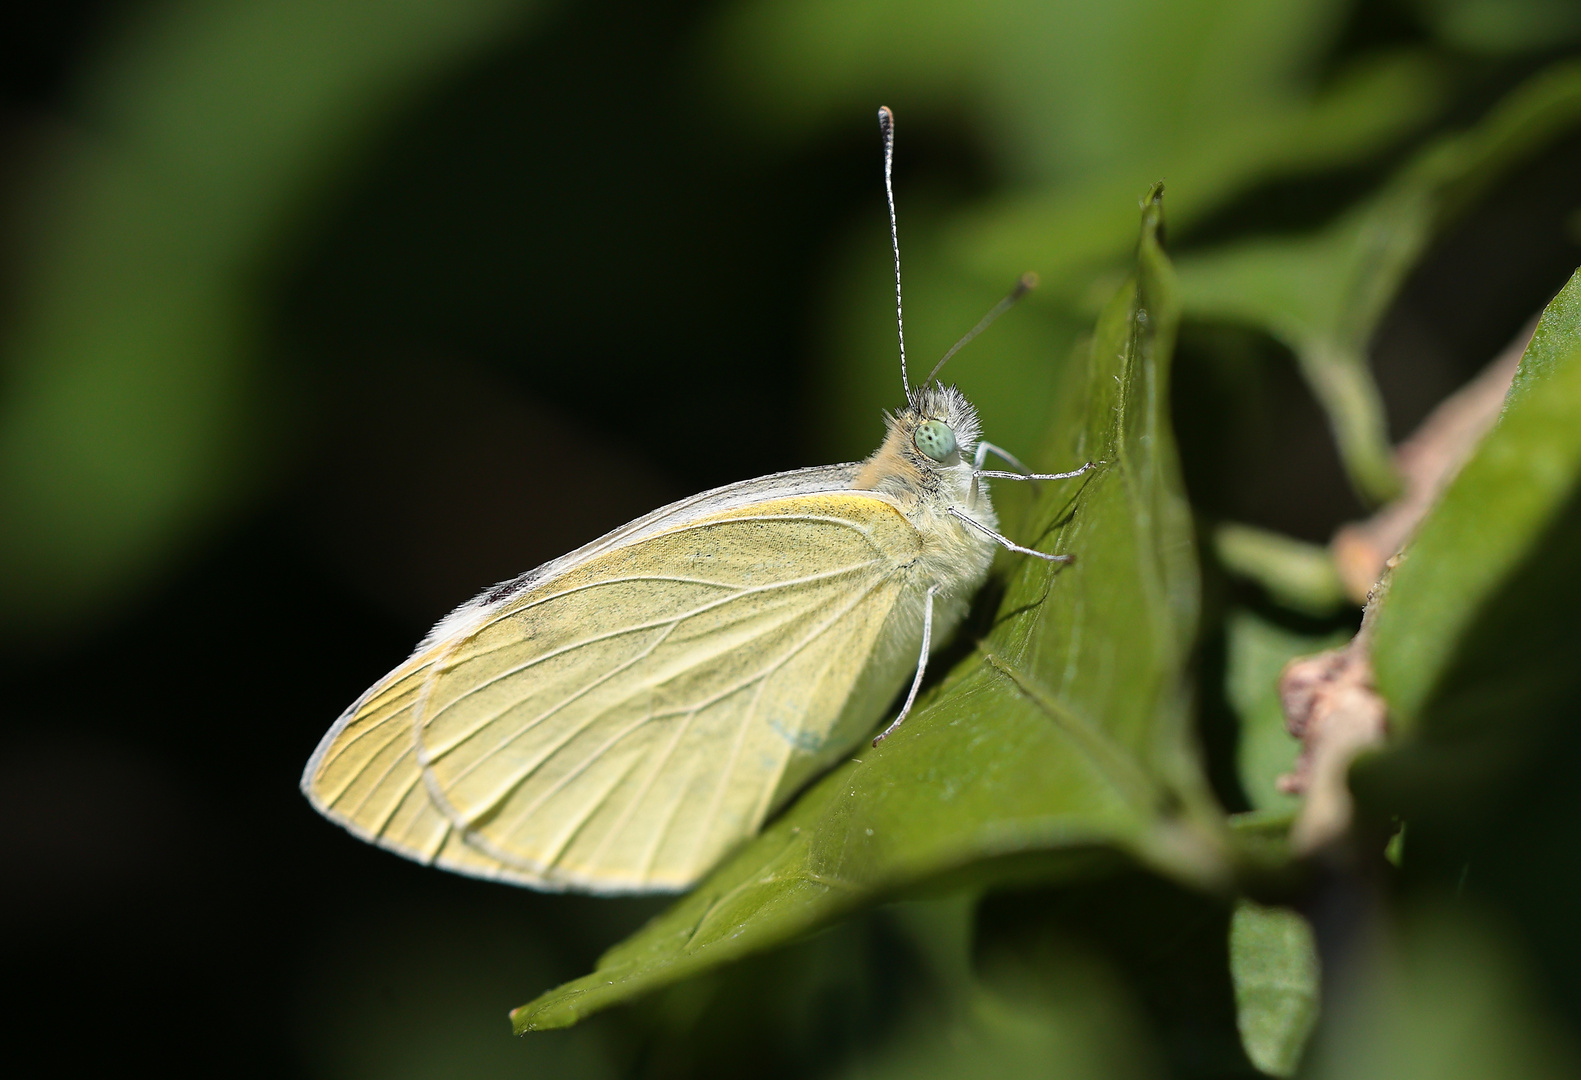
xmin=300 ymin=107 xmax=1096 ymax=893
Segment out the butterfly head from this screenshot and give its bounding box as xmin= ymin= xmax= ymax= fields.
xmin=856 ymin=382 xmax=981 ymax=486
xmin=853 ymin=382 xmax=983 ymax=500
xmin=901 ymin=383 xmax=981 ymax=468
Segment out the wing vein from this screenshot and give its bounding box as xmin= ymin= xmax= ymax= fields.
xmin=449 ymin=512 xmax=891 ymax=645
xmin=455 ymin=512 xmax=892 ymax=642
xmin=686 ymin=573 xmax=896 ymax=869
xmin=421 ymin=560 xmax=884 ymax=763
xmin=436 ymin=568 xmax=891 ymax=851
xmin=318 ymin=676 xmax=426 ymax=775
xmin=418 ymin=620 xmax=683 ymax=826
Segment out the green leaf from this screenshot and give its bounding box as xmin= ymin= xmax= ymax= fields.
xmin=1229 ymin=901 xmax=1320 ymax=1078
xmin=1369 ymin=267 xmax=1581 ymax=733
xmin=1224 ymin=610 xmax=1350 ymax=813
xmin=512 ymin=188 xmax=1233 ymax=1034
xmin=0 ymin=0 xmax=539 ymax=638
xmin=1176 ymin=61 xmax=1581 ymax=504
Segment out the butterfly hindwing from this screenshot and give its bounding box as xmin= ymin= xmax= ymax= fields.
xmin=303 ymin=492 xmax=926 ymax=892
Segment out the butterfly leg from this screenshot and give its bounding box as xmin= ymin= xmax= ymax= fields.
xmin=970 ymin=443 xmax=1101 ymax=509
xmin=968 ymin=440 xmax=1035 ymax=506
xmin=948 ymin=506 xmax=1075 ymax=564
xmin=976 ymin=460 xmax=1102 ymax=482
xmin=872 ymin=584 xmax=940 ymax=746
xmin=976 ymin=440 xmax=1033 ymax=476
xmin=970 ymin=441 xmax=1029 ymax=506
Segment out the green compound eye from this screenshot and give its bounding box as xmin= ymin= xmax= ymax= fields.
xmin=913 ymin=419 xmax=958 ymax=462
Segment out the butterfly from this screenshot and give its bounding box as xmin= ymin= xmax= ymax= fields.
xmin=300 ymin=107 xmax=1096 ymax=893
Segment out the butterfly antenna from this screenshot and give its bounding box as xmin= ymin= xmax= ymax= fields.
xmin=923 ymin=272 xmax=1039 ymax=386
xmin=879 ymin=106 xmax=911 ymax=399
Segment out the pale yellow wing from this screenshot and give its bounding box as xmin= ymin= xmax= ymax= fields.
xmin=302 ymin=493 xmax=926 ymax=893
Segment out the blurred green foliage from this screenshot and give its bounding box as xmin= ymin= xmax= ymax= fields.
xmin=1177 ymin=62 xmax=1581 ymax=502
xmin=1304 ymin=904 xmax=1581 ymax=1079
xmin=1214 ymin=526 xmax=1348 ymax=617
xmin=6 ymin=0 xmax=1581 ymax=1078
xmin=0 ymin=0 xmax=540 ymax=637
xmin=1230 ymin=902 xmax=1320 ymax=1078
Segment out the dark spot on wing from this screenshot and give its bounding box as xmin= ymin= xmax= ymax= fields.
xmin=482 ymin=570 xmax=538 ymax=605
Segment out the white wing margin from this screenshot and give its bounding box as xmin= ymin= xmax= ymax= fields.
xmin=301 ymin=491 xmax=927 ymax=893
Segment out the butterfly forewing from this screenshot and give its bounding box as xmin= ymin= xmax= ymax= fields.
xmin=304 ymin=493 xmax=927 ymax=892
